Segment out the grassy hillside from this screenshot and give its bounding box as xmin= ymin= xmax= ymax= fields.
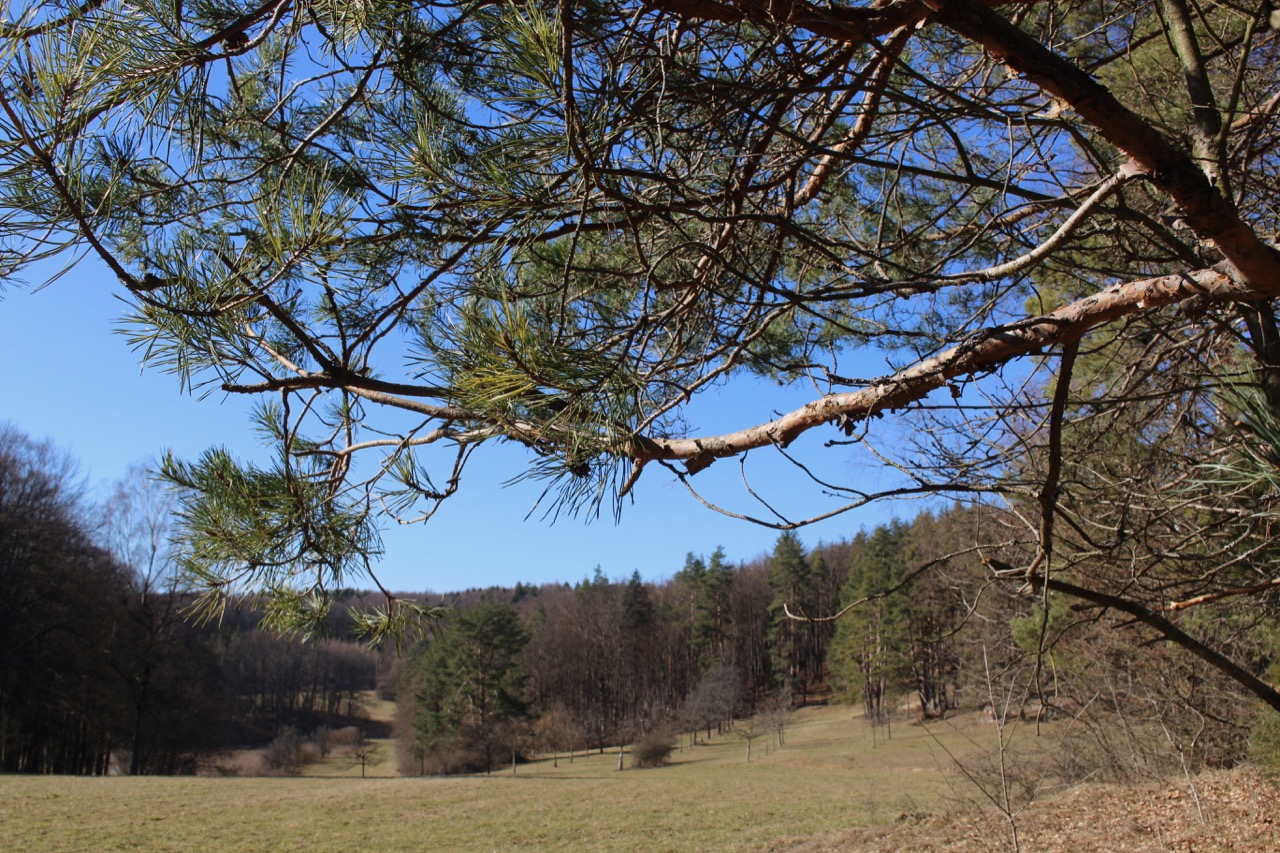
xmin=2 ymin=706 xmax=986 ymax=852
xmin=10 ymin=704 xmax=1266 ymax=852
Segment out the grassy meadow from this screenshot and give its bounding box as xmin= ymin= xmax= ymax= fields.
xmin=1 ymin=706 xmax=1033 ymax=852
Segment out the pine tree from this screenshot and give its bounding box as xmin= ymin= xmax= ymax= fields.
xmin=830 ymin=523 xmax=909 ymax=723
xmin=696 ymin=547 xmax=734 ymax=667
xmin=410 ymin=601 xmax=529 ymax=773
xmin=767 ymin=532 xmax=813 ymax=705
xmin=5 ymin=0 xmax=1280 ymax=715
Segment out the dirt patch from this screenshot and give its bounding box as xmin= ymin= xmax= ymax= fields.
xmin=781 ymin=765 xmax=1279 ymax=852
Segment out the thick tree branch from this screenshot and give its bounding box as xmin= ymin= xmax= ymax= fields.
xmin=1027 ymin=573 xmax=1280 ymax=713
xmin=632 ymin=267 xmax=1240 ymax=470
xmin=648 ymin=0 xmax=1036 ymax=43
xmin=1156 ymin=0 xmax=1223 ymax=181
xmin=924 ymin=0 xmax=1280 ymax=295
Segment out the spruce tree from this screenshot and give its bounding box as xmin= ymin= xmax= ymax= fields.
xmin=410 ymin=601 xmax=529 ymax=773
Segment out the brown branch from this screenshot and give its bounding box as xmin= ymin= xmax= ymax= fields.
xmin=1033 ymin=337 xmax=1079 ymax=580
xmin=785 ymin=550 xmax=975 ymax=622
xmin=923 ymin=0 xmax=1280 ymax=296
xmin=1027 ymin=573 xmax=1280 ymax=713
xmin=1167 ymin=578 xmax=1280 ymax=612
xmin=344 ymin=387 xmax=475 ymax=421
xmin=189 ymin=0 xmax=290 ymax=51
xmin=0 ymin=89 xmax=140 ymax=289
xmin=631 ymin=266 xmax=1241 ymax=470
xmin=655 ymin=0 xmax=1280 ymax=294
xmin=0 ymin=0 xmax=106 ymax=39
xmin=1228 ymin=88 xmax=1280 ymax=135
xmin=646 ymin=0 xmax=1035 ymax=44
xmin=1026 ymin=337 xmax=1078 ymax=715
xmin=223 ymin=374 xmax=452 ymax=400
xmin=792 ymin=27 xmax=912 ymax=207
xmin=1156 ymin=0 xmax=1222 ymax=179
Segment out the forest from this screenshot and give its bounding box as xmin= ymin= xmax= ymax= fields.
xmin=400 ymin=509 xmax=1280 ymax=779
xmin=0 ymin=424 xmax=385 ymax=774
xmin=5 ymin=421 xmax=1276 ymax=780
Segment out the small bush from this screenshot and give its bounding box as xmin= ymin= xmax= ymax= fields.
xmin=421 ymin=745 xmax=489 ymax=775
xmin=376 ymin=669 xmax=399 ymax=701
xmin=262 ymin=726 xmax=305 ymax=774
xmin=205 ymin=749 xmax=262 ymax=776
xmin=312 ymin=725 xmax=332 ymax=757
xmin=631 ymin=732 xmax=675 ymax=768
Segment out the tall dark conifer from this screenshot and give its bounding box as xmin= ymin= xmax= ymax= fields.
xmin=410 ymin=600 xmax=529 ymax=773
xmin=767 ymin=532 xmax=813 ymax=704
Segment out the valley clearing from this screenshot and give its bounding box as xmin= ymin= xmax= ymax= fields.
xmin=2 ymin=705 xmax=1276 ymax=852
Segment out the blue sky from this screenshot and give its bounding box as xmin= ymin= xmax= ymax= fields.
xmin=1 ymin=262 xmax=916 ymax=592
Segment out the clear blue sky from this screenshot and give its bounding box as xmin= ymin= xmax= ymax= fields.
xmin=1 ymin=262 xmax=916 ymax=592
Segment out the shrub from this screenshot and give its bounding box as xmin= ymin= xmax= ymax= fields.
xmin=329 ymin=725 xmax=362 ymax=749
xmin=262 ymin=726 xmax=305 ymax=774
xmin=420 ymin=744 xmax=489 ymax=775
xmin=631 ymin=732 xmax=675 ymax=768
xmin=376 ymin=668 xmax=399 ymax=701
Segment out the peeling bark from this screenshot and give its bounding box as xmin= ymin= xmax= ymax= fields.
xmin=633 ymin=267 xmax=1240 ymax=469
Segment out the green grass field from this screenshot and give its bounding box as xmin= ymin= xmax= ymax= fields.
xmin=1 ymin=707 xmax=1016 ymax=853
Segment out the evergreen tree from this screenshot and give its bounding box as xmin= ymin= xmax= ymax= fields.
xmin=696 ymin=547 xmax=735 ymax=667
xmin=410 ymin=601 xmax=529 ymax=773
xmin=620 ymin=569 xmax=658 ymax=723
xmin=830 ymin=523 xmax=910 ymax=723
xmin=621 ymin=570 xmax=656 ymax=635
xmin=767 ymin=532 xmax=814 ymax=704
xmin=676 ymin=548 xmax=735 ymax=670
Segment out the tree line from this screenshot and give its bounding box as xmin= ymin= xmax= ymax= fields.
xmin=394 ymin=507 xmax=1003 ymax=774
xmin=399 ymin=494 xmax=1280 ymax=778
xmin=0 ymin=425 xmax=383 ymax=775
xmin=6 ymin=417 xmax=1276 ymax=780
